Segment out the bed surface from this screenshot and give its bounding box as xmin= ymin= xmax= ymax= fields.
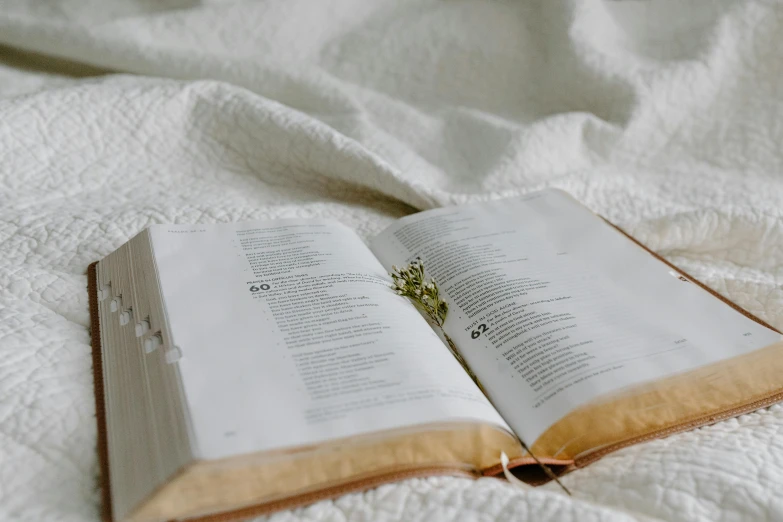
xmin=1 ymin=1 xmax=783 ymax=521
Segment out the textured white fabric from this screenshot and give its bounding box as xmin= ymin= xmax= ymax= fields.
xmin=1 ymin=1 xmax=783 ymax=521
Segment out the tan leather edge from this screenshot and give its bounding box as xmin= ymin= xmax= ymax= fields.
xmin=178 ymin=466 xmax=476 ymax=522
xmin=129 ymin=421 xmax=521 ymax=522
xmin=574 ymin=389 xmax=783 ymax=467
xmin=88 ymin=261 xmax=114 ymax=522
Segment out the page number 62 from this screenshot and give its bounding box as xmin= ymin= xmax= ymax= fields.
xmin=471 ymin=324 xmax=489 ymax=339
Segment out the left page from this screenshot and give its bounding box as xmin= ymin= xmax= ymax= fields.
xmin=148 ymin=219 xmax=511 ymax=460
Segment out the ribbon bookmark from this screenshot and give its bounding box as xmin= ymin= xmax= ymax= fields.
xmin=500 ymin=452 xmax=531 ymax=490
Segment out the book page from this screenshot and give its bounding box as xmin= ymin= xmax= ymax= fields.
xmin=370 ymin=189 xmax=781 ymax=445
xmin=148 ymin=220 xmax=510 ymax=460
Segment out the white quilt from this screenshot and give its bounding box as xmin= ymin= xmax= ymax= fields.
xmin=1 ymin=1 xmax=783 ymax=521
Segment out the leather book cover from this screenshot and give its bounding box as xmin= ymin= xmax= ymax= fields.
xmin=86 ymin=222 xmax=783 ymax=519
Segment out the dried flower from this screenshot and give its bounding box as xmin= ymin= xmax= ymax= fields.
xmin=389 ymin=258 xmax=449 ymax=327
xmin=389 ymin=259 xmax=478 ymax=393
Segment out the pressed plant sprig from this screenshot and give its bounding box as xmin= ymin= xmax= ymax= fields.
xmin=390 ymin=258 xmax=482 ymax=392
xmin=389 ymin=258 xmax=571 ymax=496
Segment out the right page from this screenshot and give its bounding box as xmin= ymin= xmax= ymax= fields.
xmin=370 ymin=189 xmax=782 ymax=459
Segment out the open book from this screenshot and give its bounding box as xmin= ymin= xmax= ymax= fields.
xmin=88 ymin=189 xmax=783 ymax=522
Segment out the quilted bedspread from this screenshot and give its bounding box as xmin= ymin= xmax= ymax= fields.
xmin=2 ymin=1 xmax=783 ymax=521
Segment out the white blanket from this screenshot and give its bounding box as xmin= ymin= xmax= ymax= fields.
xmin=1 ymin=1 xmax=782 ymax=521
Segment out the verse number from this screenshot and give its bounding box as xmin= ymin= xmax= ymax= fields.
xmin=471 ymin=323 xmax=489 ymax=339
xmin=249 ymin=284 xmax=270 ymax=292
